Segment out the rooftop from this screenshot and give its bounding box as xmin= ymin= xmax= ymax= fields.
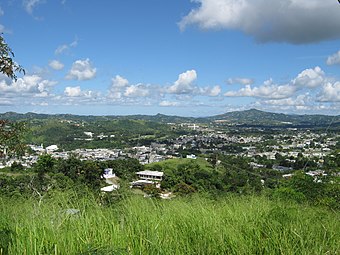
xmin=136 ymin=170 xmax=164 ymax=177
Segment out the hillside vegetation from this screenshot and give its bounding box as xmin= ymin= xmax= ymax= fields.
xmin=0 ymin=192 xmax=339 ymax=255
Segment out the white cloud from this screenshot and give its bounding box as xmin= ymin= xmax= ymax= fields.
xmin=66 ymin=59 xmax=96 ymax=81
xmin=0 ymin=7 xmax=4 ymax=16
xmin=224 ymin=82 xmax=297 ymax=99
xmin=167 ymin=70 xmax=197 ymax=94
xmin=292 ymin=66 xmax=324 ymax=88
xmin=326 ymin=50 xmax=340 ymax=65
xmin=208 ymin=85 xmax=221 ymax=97
xmin=108 ymin=75 xmax=129 ymax=99
xmin=23 ymin=0 xmax=44 ymax=15
xmin=225 ymin=67 xmax=327 ymax=99
xmin=64 ymin=86 xmax=82 ymax=97
xmin=111 ymin=75 xmax=129 ymax=88
xmin=261 ymin=94 xmax=311 ymax=107
xmin=49 ymin=60 xmax=64 ymax=70
xmin=124 ymin=84 xmax=150 ymax=97
xmin=0 ymin=74 xmax=56 ymax=97
xmin=227 ymin=77 xmax=254 ymax=85
xmin=318 ymin=82 xmax=340 ymax=102
xmin=180 ymin=0 xmax=340 ymax=44
xmin=200 ymin=85 xmax=221 ymax=97
xmin=159 ymin=101 xmax=180 ymax=107
xmin=55 ymin=38 xmax=78 ymax=55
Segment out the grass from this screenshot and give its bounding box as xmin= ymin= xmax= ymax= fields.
xmin=0 ymin=191 xmax=339 ymax=254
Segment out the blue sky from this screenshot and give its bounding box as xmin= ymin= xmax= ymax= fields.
xmin=0 ymin=0 xmax=340 ymax=116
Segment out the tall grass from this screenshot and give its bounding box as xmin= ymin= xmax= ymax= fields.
xmin=0 ymin=191 xmax=339 ymax=254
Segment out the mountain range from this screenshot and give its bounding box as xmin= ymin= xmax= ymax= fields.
xmin=0 ymin=109 xmax=339 ymax=128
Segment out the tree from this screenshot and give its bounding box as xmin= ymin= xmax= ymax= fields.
xmin=0 ymin=120 xmax=27 ymax=159
xmin=0 ymin=34 xmax=24 ymax=80
xmin=0 ymin=35 xmax=26 ymax=160
xmin=35 ymin=154 xmax=56 ymax=180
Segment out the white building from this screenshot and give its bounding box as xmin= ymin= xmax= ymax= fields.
xmin=136 ymin=170 xmax=164 ymax=181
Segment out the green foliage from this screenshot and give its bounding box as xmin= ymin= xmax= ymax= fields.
xmin=80 ymin=161 xmax=103 ymax=190
xmin=173 ymin=182 xmax=196 ymax=195
xmin=24 ymin=118 xmax=179 ymax=150
xmin=142 ymin=184 xmax=160 ymax=198
xmin=103 ymin=158 xmax=143 ymax=181
xmin=276 ymin=171 xmax=340 ymax=209
xmin=9 ymin=161 xmax=24 ymax=172
xmin=35 ymin=153 xmax=56 ymax=179
xmin=0 ymin=34 xmax=25 ymax=81
xmin=0 ymin=194 xmax=339 ymax=254
xmin=0 ymin=120 xmax=27 ymax=159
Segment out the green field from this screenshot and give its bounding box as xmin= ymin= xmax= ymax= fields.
xmin=0 ymin=191 xmax=339 ymax=255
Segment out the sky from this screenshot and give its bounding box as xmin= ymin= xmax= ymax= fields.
xmin=0 ymin=0 xmax=340 ymax=117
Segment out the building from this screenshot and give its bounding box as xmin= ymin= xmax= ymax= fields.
xmin=136 ymin=170 xmax=164 ymax=181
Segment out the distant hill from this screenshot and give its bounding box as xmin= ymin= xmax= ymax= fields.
xmin=0 ymin=112 xmax=195 ymax=123
xmin=206 ymin=109 xmax=340 ymax=127
xmin=0 ymin=109 xmax=339 ymax=127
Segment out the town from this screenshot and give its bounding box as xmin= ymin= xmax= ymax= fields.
xmin=1 ymin=112 xmax=339 ymax=190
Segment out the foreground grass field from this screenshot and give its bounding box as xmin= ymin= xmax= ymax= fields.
xmin=0 ymin=191 xmax=339 ymax=255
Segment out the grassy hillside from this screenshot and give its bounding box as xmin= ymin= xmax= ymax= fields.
xmin=0 ymin=191 xmax=339 ymax=254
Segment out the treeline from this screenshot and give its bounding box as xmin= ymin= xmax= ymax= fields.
xmin=1 ymin=152 xmax=339 ymax=210
xmin=0 ymin=154 xmax=141 ymax=199
xmin=147 ymin=155 xmax=340 ymax=209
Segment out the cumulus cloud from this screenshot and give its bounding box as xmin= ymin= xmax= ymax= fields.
xmin=66 ymin=59 xmax=96 ymax=81
xmin=326 ymin=50 xmax=340 ymax=65
xmin=167 ymin=70 xmax=197 ymax=94
xmin=108 ymin=75 xmax=129 ymax=99
xmin=227 ymin=77 xmax=254 ymax=85
xmin=124 ymin=84 xmax=150 ymax=97
xmin=111 ymin=75 xmax=129 ymax=88
xmin=318 ymin=82 xmax=340 ymax=102
xmin=0 ymin=75 xmax=56 ymax=97
xmin=49 ymin=60 xmax=64 ymax=70
xmin=108 ymin=75 xmax=155 ymax=99
xmin=224 ymin=82 xmax=297 ymax=99
xmin=199 ymin=85 xmax=221 ymax=97
xmin=292 ymin=66 xmax=325 ymax=88
xmin=225 ymin=67 xmax=327 ymax=99
xmin=179 ymin=0 xmax=340 ymax=44
xmin=64 ymin=86 xmax=82 ymax=97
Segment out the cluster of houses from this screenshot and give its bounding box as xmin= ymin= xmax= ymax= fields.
xmin=100 ymin=167 xmax=166 ymax=195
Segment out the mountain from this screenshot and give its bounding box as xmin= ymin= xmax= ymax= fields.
xmin=207 ymin=109 xmax=340 ymax=127
xmin=0 ymin=109 xmax=339 ymax=127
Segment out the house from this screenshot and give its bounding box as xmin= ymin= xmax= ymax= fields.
xmin=272 ymin=165 xmax=292 ymax=172
xmin=136 ymin=170 xmax=164 ymax=181
xmin=186 ymin=154 xmax=197 ymax=160
xmin=100 ymin=184 xmax=119 ymax=192
xmin=46 ymin=145 xmax=58 ymax=153
xmin=102 ymin=168 xmax=116 ymax=179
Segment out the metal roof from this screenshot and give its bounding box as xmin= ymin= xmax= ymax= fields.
xmin=136 ymin=170 xmax=164 ymax=177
